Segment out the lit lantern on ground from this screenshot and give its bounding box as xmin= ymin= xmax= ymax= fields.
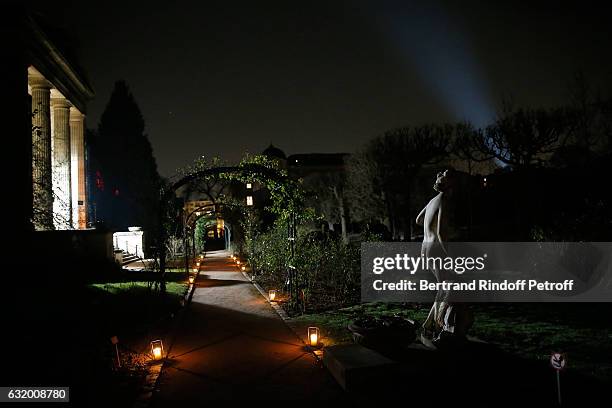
xmin=151 ymin=339 xmax=164 ymax=361
xmin=188 ymin=275 xmax=195 ymax=284
xmin=241 ymin=265 xmax=246 ymax=271
xmin=246 ymin=195 xmax=253 ymax=206
xmin=193 ymin=267 xmax=198 ymax=273
xmin=308 ymin=327 xmax=320 ymax=347
xmin=269 ymin=290 xmax=277 ymax=302
xmin=196 ymin=261 xmax=200 ymax=267
xmin=236 ymin=260 xmax=241 ymax=265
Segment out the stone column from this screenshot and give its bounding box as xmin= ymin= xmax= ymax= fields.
xmin=30 ymin=76 xmax=53 ymax=230
xmin=70 ymin=108 xmax=87 ymax=229
xmin=52 ymin=98 xmax=73 ymax=229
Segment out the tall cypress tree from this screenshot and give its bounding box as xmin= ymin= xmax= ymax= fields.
xmin=91 ymin=80 xmax=160 ymax=247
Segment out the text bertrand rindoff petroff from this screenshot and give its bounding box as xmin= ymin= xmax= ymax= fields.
xmin=362 ymin=242 xmax=612 ymax=302
xmin=371 ymin=253 xmax=574 ymax=292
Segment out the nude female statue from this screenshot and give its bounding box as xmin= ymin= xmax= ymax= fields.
xmin=416 ymin=169 xmax=472 ymax=348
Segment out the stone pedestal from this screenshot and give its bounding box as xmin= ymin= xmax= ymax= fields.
xmin=322 ymin=344 xmax=398 ymax=391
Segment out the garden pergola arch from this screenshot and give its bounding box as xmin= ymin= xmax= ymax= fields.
xmin=157 ymin=163 xmax=298 ymax=293
xmin=184 ymin=202 xmax=240 ymax=258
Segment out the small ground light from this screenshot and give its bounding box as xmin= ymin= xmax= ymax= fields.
xmin=151 ymin=339 xmax=164 ymax=361
xmin=269 ymin=290 xmax=277 ymax=301
xmin=236 ymin=260 xmax=241 ymax=265
xmin=193 ymin=267 xmax=198 ymax=273
xmin=196 ymin=261 xmax=200 ymax=267
xmin=188 ymin=275 xmax=195 ymax=284
xmin=241 ymin=265 xmax=246 ymax=271
xmin=308 ymin=327 xmax=320 ymax=347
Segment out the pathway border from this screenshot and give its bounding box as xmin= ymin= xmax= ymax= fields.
xmin=241 ymin=270 xmax=322 ymax=360
xmin=132 ymin=268 xmax=198 ymax=408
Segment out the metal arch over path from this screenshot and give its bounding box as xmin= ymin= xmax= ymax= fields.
xmin=184 ymin=202 xmax=241 ymax=265
xmin=156 ymin=163 xmax=298 ymax=294
xmin=160 ymin=164 xmax=293 ymax=205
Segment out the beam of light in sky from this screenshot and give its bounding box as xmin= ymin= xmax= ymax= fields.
xmin=369 ymin=1 xmax=496 ymax=128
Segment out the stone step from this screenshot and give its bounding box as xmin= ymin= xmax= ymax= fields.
xmin=121 ymin=254 xmax=140 ymax=265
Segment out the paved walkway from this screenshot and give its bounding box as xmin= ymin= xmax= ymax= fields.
xmin=150 ymin=250 xmax=344 ymax=405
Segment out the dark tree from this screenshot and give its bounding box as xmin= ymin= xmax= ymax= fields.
xmin=302 ymin=171 xmax=349 ymax=243
xmin=346 ymin=125 xmax=451 ymax=240
xmin=89 ymin=80 xmax=160 ymax=248
xmin=464 ymin=105 xmax=570 ymax=170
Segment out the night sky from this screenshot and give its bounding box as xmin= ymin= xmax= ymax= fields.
xmin=28 ymin=0 xmax=612 ymax=176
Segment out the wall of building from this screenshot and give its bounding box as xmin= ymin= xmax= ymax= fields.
xmin=113 ymin=229 xmax=145 ymax=258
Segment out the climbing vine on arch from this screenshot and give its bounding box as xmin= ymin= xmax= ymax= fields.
xmin=156 ymin=154 xmax=308 ymax=293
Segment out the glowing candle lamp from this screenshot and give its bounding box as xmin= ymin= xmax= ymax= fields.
xmin=269 ymin=290 xmax=277 ymax=301
xmin=188 ymin=275 xmax=195 ymax=284
xmin=150 ymin=339 xmax=164 ymax=361
xmin=308 ymin=327 xmax=320 ymax=347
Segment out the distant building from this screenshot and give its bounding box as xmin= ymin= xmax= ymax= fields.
xmin=262 ymin=144 xmax=288 ymax=169
xmin=183 ymin=199 xmax=224 ymax=238
xmin=286 ymin=152 xmax=349 ymax=179
xmin=261 ymin=144 xmax=348 ymax=179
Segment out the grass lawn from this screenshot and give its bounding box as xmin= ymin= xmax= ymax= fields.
xmin=90 ymin=280 xmax=187 ymax=297
xmin=289 ymin=302 xmax=612 ymax=382
xmin=86 ymin=276 xmax=189 ymax=335
xmin=8 ymin=272 xmax=190 ymax=407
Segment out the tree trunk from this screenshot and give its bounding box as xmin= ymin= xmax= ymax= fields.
xmin=158 ymin=201 xmax=167 ymax=293
xmin=339 ymin=202 xmax=348 ymax=244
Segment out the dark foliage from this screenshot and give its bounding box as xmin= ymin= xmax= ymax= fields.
xmin=88 ymin=80 xmax=161 ymax=249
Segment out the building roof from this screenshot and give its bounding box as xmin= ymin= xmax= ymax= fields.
xmin=262 ymin=144 xmax=287 ymax=160
xmin=25 ymin=12 xmax=95 ymax=113
xmin=287 ymin=153 xmax=349 ymax=167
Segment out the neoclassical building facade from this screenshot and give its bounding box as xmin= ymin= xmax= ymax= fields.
xmin=25 ymin=14 xmax=94 ymax=230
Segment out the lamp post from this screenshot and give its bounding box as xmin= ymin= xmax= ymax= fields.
xmin=287 ymin=211 xmax=298 ymax=311
xmin=182 ymin=197 xmax=189 ymax=281
xmin=245 ymin=182 xmax=257 ymax=276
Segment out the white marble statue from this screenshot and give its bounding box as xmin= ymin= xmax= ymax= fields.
xmin=416 ymin=169 xmax=473 ymax=348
